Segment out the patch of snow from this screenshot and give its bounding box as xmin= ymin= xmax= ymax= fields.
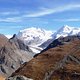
xmin=5 ymin=34 xmax=12 ymax=39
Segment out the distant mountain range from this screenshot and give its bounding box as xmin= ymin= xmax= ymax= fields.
xmin=14 ymin=25 xmax=80 ymax=53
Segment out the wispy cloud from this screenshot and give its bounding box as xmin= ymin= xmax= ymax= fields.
xmin=0 ymin=11 xmax=19 ymax=16
xmin=53 ymin=18 xmax=80 ymax=22
xmin=0 ymin=4 xmax=80 ymax=22
xmin=0 ymin=17 xmax=22 ymax=22
xmin=0 ymin=26 xmax=23 ymax=31
xmin=23 ymin=4 xmax=80 ymax=17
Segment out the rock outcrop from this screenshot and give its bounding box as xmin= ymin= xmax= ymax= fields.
xmin=0 ymin=34 xmax=33 ymax=77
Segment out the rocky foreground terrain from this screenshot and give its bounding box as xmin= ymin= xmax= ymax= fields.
xmin=7 ymin=35 xmax=80 ymax=80
xmin=0 ymin=34 xmax=34 ymax=77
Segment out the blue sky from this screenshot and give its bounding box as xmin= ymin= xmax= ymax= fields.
xmin=0 ymin=0 xmax=80 ymax=36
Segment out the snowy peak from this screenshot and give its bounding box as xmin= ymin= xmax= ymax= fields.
xmin=59 ymin=25 xmax=72 ymax=33
xmin=16 ymin=27 xmax=53 ymax=53
xmin=54 ymin=25 xmax=80 ymax=39
xmin=18 ymin=27 xmax=53 ymax=40
xmin=16 ymin=26 xmax=80 ymax=53
xmin=17 ymin=27 xmax=53 ymax=46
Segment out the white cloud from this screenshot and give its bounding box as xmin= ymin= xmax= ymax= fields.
xmin=53 ymin=18 xmax=80 ymax=22
xmin=0 ymin=4 xmax=80 ymax=22
xmin=0 ymin=17 xmax=22 ymax=22
xmin=23 ymin=4 xmax=80 ymax=17
xmin=0 ymin=11 xmax=19 ymax=16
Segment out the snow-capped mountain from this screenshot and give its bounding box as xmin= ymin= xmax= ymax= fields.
xmin=16 ymin=27 xmax=53 ymax=53
xmin=53 ymin=25 xmax=80 ymax=39
xmin=16 ymin=25 xmax=80 ymax=53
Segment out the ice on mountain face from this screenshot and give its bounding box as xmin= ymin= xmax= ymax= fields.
xmin=53 ymin=25 xmax=72 ymax=39
xmin=17 ymin=27 xmax=53 ymax=47
xmin=70 ymin=28 xmax=80 ymax=35
xmin=58 ymin=25 xmax=72 ymax=33
xmin=53 ymin=25 xmax=80 ymax=39
xmin=16 ymin=27 xmax=53 ymax=53
xmin=16 ymin=26 xmax=80 ymax=53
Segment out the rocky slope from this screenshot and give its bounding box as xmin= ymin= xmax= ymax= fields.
xmin=0 ymin=34 xmax=34 ymax=77
xmin=8 ymin=35 xmax=80 ymax=80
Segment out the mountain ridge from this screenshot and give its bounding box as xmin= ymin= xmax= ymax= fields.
xmin=0 ymin=34 xmax=34 ymax=77
xmin=53 ymin=25 xmax=80 ymax=39
xmin=8 ymin=35 xmax=80 ymax=80
xmin=10 ymin=25 xmax=80 ymax=53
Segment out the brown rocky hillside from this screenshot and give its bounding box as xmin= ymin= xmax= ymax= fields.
xmin=8 ymin=36 xmax=80 ymax=80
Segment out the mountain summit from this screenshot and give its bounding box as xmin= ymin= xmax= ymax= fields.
xmin=58 ymin=25 xmax=72 ymax=33
xmin=53 ymin=25 xmax=80 ymax=39
xmin=17 ymin=27 xmax=53 ymax=46
xmin=16 ymin=27 xmax=53 ymax=53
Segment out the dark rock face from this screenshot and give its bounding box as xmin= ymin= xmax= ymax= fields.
xmin=0 ymin=34 xmax=33 ymax=77
xmin=9 ymin=34 xmax=32 ymax=52
xmin=42 ymin=35 xmax=80 ymax=52
xmin=8 ymin=36 xmax=80 ymax=80
xmin=34 ymin=35 xmax=80 ymax=57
